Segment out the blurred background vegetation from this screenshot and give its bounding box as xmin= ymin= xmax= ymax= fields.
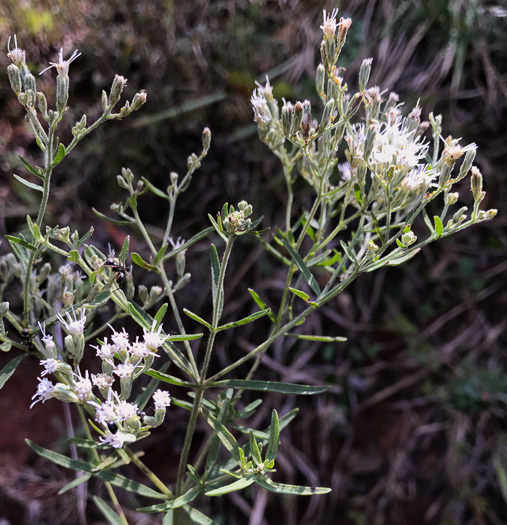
xmin=0 ymin=0 xmax=506 ymax=523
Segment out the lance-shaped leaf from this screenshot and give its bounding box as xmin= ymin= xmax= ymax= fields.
xmin=340 ymin=240 xmax=358 ymax=267
xmin=4 ymin=235 xmax=36 ymax=253
xmin=205 ymin=475 xmax=255 ymax=497
xmin=167 ymin=333 xmax=203 ymax=342
xmin=27 ymin=440 xmax=166 ymax=500
xmin=254 ymin=475 xmax=331 ymax=495
xmin=205 ymin=390 xmax=233 ymax=473
xmin=144 ymin=369 xmax=193 ymax=388
xmin=434 ymin=215 xmax=444 ymax=238
xmin=287 ymin=334 xmax=347 ymax=343
xmin=282 ymin=240 xmax=321 ymax=296
xmin=209 ymin=379 xmax=329 ymax=395
xmin=210 ymin=244 xmax=220 ymax=304
xmin=93 ymin=496 xmax=124 ymax=525
xmin=141 ymin=177 xmax=170 ymax=200
xmin=387 ymin=248 xmax=421 ymax=266
xmin=154 ymin=303 xmax=168 ymax=328
xmin=131 ymin=252 xmax=157 ymax=272
xmin=154 ymin=243 xmax=169 ymax=266
xmin=200 ymin=411 xmax=242 ymax=465
xmin=118 ymin=235 xmax=130 ymax=263
xmin=217 ymin=308 xmax=271 ymax=332
xmin=289 ymin=287 xmax=309 ymax=302
xmin=92 ymin=208 xmax=135 ymax=225
xmin=163 ymin=227 xmax=215 ymax=262
xmin=265 ymin=410 xmax=279 ymax=462
xmin=182 ymin=505 xmax=220 ymax=525
xmin=183 ymin=309 xmax=211 ymax=330
xmin=59 ymin=473 xmax=92 ymax=494
xmin=13 ymin=174 xmax=43 ymax=193
xmin=0 ymin=355 xmax=24 ymax=390
xmin=208 ymin=214 xmax=228 ymax=242
xmin=249 ymin=432 xmax=263 ymax=466
xmin=137 ymin=486 xmax=201 ymax=513
xmin=52 ymin=143 xmax=66 ymax=167
xmin=248 ymin=289 xmax=276 ymax=323
xmin=18 ymin=155 xmax=43 ymax=178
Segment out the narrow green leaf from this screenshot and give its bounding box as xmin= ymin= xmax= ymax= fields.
xmin=255 ymin=475 xmax=331 ymax=495
xmin=13 ymin=174 xmax=43 ymax=193
xmin=93 ymin=496 xmax=124 ymax=525
xmin=248 ymin=289 xmax=276 ymax=323
xmin=287 ymin=334 xmax=347 ymax=343
xmin=67 ymin=438 xmax=103 ymax=449
xmin=52 ymin=143 xmax=66 ymax=167
xmin=208 ymin=214 xmax=228 ymax=242
xmin=26 ymin=440 xmax=166 ymax=499
xmin=289 ymin=287 xmax=310 ymax=302
xmin=387 ymin=248 xmax=421 ymax=266
xmin=200 ymin=411 xmax=241 ymax=464
xmin=206 ymin=390 xmax=233 ymax=473
xmin=141 ymin=177 xmax=170 ymax=200
xmin=92 ymin=208 xmax=135 ymax=225
xmin=119 ymin=236 xmax=130 ymax=263
xmin=0 ymin=355 xmax=24 ymax=389
xmin=282 ymin=240 xmax=321 ymax=296
xmin=128 ymin=303 xmax=151 ymax=330
xmin=154 ymin=303 xmax=168 ymax=328
xmin=238 ymin=399 xmax=262 ymax=419
xmin=128 ymin=195 xmax=137 ymax=212
xmin=210 ymin=244 xmax=220 ymax=303
xmin=249 ymin=432 xmax=263 ymax=466
xmin=77 ymin=227 xmax=94 ymax=247
xmin=340 ymin=240 xmax=358 ymax=266
xmin=217 ymin=308 xmax=271 ymax=332
xmin=167 ymin=333 xmax=203 ymax=342
xmin=58 ymin=473 xmax=92 ymax=494
xmin=422 ymin=208 xmax=434 ymax=234
xmin=144 ymin=369 xmax=192 ymax=387
xmin=183 ymin=505 xmax=219 ymax=525
xmin=18 ymin=155 xmax=42 ymax=177
xmin=154 ymin=243 xmax=169 ymax=266
xmin=265 ymin=410 xmax=279 ymax=462
xmin=183 ymin=309 xmax=211 ymax=330
xmin=209 ymin=379 xmax=329 ymax=395
xmin=162 ymin=227 xmax=214 ymax=262
xmin=131 ymin=252 xmax=157 ymax=272
xmin=434 ymin=215 xmax=444 ymax=238
xmin=248 ymin=215 xmax=264 ymax=232
xmin=137 ymin=486 xmax=201 ymax=512
xmin=88 ymin=289 xmax=111 ymax=307
xmin=5 ymin=235 xmax=37 ymax=252
xmin=205 ymin=476 xmax=255 ymax=497
xmin=396 ymin=238 xmax=405 ymax=249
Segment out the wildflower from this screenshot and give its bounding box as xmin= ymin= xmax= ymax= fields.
xmin=153 ymin=389 xmax=171 ymax=410
xmin=143 ymin=322 xmax=168 ymax=351
xmin=30 ymin=377 xmax=55 ymax=408
xmin=73 ymin=369 xmax=93 ymax=400
xmin=39 ymin=48 xmax=81 ymax=78
xmin=111 ymin=362 xmax=137 ymax=378
xmin=168 ymin=237 xmax=185 ymax=250
xmin=100 ymin=430 xmax=134 ymax=449
xmin=115 ymin=400 xmax=138 ymax=421
xmin=91 ymin=373 xmax=115 ymax=390
xmin=109 ymin=325 xmax=129 ymax=352
xmin=130 ymin=337 xmax=159 ymax=358
xmin=7 ymin=35 xmax=26 ymax=67
xmin=40 ymin=358 xmax=60 ymax=377
xmin=93 ymin=337 xmax=116 ymax=360
xmin=38 ymin=322 xmax=57 ymax=357
xmin=321 ymin=9 xmax=339 ymax=40
xmin=57 ymin=307 xmax=86 ymax=336
xmin=251 ymin=89 xmax=272 ymax=124
xmin=89 ymin=399 xmax=117 ymax=425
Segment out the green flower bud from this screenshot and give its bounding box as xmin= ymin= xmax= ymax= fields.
xmin=316 ymin=64 xmax=326 ymax=98
xmin=359 ymin=58 xmax=372 ymax=91
xmin=109 ymin=75 xmax=127 ymax=107
xmin=7 ymin=64 xmax=22 ymax=94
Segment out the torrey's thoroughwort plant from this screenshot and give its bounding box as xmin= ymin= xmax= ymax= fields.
xmin=0 ymin=10 xmax=496 ymax=524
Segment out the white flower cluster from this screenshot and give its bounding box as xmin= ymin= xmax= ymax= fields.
xmin=31 ymin=318 xmax=171 ymax=449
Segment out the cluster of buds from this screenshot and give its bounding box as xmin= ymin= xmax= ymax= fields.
xmin=31 ymin=316 xmax=172 ymax=449
xmin=222 ymin=201 xmax=254 ymax=235
xmin=319 ymin=9 xmax=352 ymax=73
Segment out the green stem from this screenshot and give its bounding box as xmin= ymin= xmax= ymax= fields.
xmin=125 ymin=448 xmax=174 ymax=498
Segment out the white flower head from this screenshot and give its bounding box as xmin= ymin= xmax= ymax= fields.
xmin=38 ymin=322 xmax=56 ymax=352
xmin=7 ymin=35 xmax=26 ymax=67
xmin=109 ymin=325 xmax=130 ymax=352
xmin=89 ymin=399 xmax=117 ymax=425
xmin=30 ymin=377 xmax=55 ymax=408
xmin=39 ymin=48 xmax=81 ymax=77
xmin=251 ymin=77 xmax=273 ymax=124
xmin=91 ymin=373 xmax=115 ymax=390
xmin=111 ymin=362 xmax=137 ymax=378
xmin=100 ymin=430 xmax=134 ymax=449
xmin=143 ymin=322 xmax=168 ymax=351
xmin=93 ymin=337 xmax=116 ymax=360
xmin=130 ymin=337 xmax=159 ymax=358
xmin=321 ymin=9 xmax=339 ymax=40
xmin=115 ymin=399 xmax=138 ymax=421
xmin=153 ymin=389 xmax=171 ymax=410
xmin=72 ymin=369 xmax=93 ymax=400
xmin=57 ymin=307 xmax=86 ymax=336
xmin=40 ymin=358 xmax=60 ymax=377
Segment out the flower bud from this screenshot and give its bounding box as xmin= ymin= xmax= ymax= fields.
xmin=359 ymin=58 xmax=372 ymax=91
xmin=131 ymin=90 xmax=147 ymax=111
xmin=139 ymin=285 xmax=148 ymax=305
xmin=301 ymin=100 xmax=312 ymax=140
xmin=457 ymin=147 xmax=476 ymax=182
xmin=54 ymin=227 xmax=71 ymax=244
xmin=338 ymin=17 xmax=352 ymax=45
xmin=367 ymin=240 xmax=379 ymax=259
xmin=316 ymin=64 xmax=326 ymax=98
xmin=471 ymin=167 xmax=485 ymax=204
xmin=293 ymin=101 xmax=304 ymax=133
xmin=320 ymin=98 xmax=335 ymax=130
xmin=401 ymin=231 xmax=417 ymax=246
xmin=451 ymin=206 xmax=468 ymax=225
xmin=120 ymin=376 xmax=132 ymax=399
xmin=282 ymin=100 xmax=293 ymax=137
xmin=53 ymin=383 xmax=79 ymax=404
xmin=37 ymin=92 xmax=49 ymax=119
xmin=7 ymin=64 xmax=22 ymax=94
xmin=22 ymin=71 xmax=36 ymax=94
xmin=202 ymin=127 xmax=211 ymax=153
xmin=56 ymin=75 xmax=69 ymax=112
xmin=174 ymin=272 xmax=191 ymax=291
xmin=121 ymin=167 xmax=134 ymax=182
xmin=109 ymin=75 xmax=127 ymax=107
xmin=124 ymin=415 xmax=141 ymax=433
xmin=65 ymin=333 xmax=84 ymax=363
xmin=445 ymin=192 xmax=459 ymax=206
xmin=345 ymin=92 xmax=364 ymax=120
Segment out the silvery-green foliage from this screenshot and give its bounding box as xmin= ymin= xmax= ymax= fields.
xmin=0 ymin=10 xmax=497 ymax=524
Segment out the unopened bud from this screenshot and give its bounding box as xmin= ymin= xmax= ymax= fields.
xmin=282 ymin=100 xmax=293 ymax=137
xmin=121 ymin=167 xmax=134 ymax=183
xmin=345 ymin=92 xmax=364 ymax=120
xmin=293 ymin=102 xmax=304 ymax=133
xmin=452 ymin=206 xmax=468 ymax=225
xmin=53 ymin=383 xmax=79 ymax=404
xmin=445 ymin=192 xmax=459 ymax=206
xmin=359 ymin=58 xmax=372 ymax=91
xmin=401 ymin=231 xmax=417 ymax=246
xmin=37 ymin=92 xmax=49 ymax=119
xmin=316 ymin=64 xmax=326 ymax=98
xmin=338 ymin=17 xmax=352 ymax=45
xmin=131 ymin=90 xmax=147 ymax=111
xmin=457 ymin=148 xmax=476 ymax=181
xmin=320 ymin=99 xmax=335 ymax=130
xmin=7 ymin=64 xmax=22 ymax=94
xmin=202 ymin=127 xmax=211 ymax=153
xmin=56 ymin=75 xmax=69 ymax=112
xmin=110 ymin=75 xmax=127 ymax=107
xmin=301 ymin=100 xmax=312 ymax=139
xmin=470 ymin=167 xmax=483 ymax=202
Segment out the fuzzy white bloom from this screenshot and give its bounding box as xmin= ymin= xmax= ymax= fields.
xmin=38 ymin=322 xmax=56 ymax=353
xmin=39 ymin=48 xmax=81 ymax=77
xmin=153 ymin=389 xmax=171 ymax=410
xmin=109 ymin=326 xmax=129 ymax=352
xmin=93 ymin=337 xmax=116 ymax=360
xmin=112 ymin=362 xmax=137 ymax=378
xmin=115 ymin=400 xmax=138 ymax=421
xmin=130 ymin=338 xmax=159 ymax=358
xmin=89 ymin=399 xmax=117 ymax=425
xmin=57 ymin=307 xmax=86 ymax=336
xmin=40 ymin=358 xmax=59 ymax=377
xmin=168 ymin=236 xmax=185 ymax=250
xmin=91 ymin=373 xmax=115 ymax=390
xmin=143 ymin=323 xmax=168 ymax=351
xmin=7 ymin=35 xmax=26 ymax=67
xmin=99 ymin=431 xmax=130 ymax=449
xmin=73 ymin=370 xmax=93 ymax=400
xmin=251 ymin=90 xmax=272 ymax=124
xmin=30 ymin=378 xmax=55 ymax=408
xmin=321 ymin=9 xmax=339 ymax=40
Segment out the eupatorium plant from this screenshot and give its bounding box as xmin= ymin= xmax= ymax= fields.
xmin=0 ymin=9 xmax=496 ymax=524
